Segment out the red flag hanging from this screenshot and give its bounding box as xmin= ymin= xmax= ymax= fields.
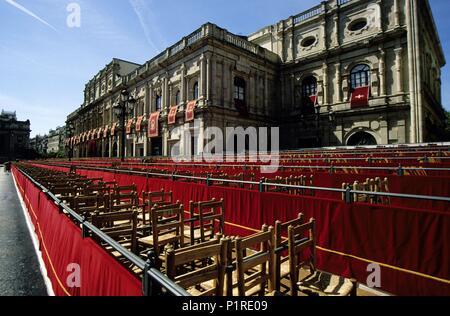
xmin=309 ymin=95 xmax=318 ymax=106
xmin=135 ymin=116 xmax=144 ymax=133
xmin=185 ymin=100 xmax=196 ymax=122
xmin=126 ymin=119 xmax=134 ymax=134
xmin=168 ymin=106 xmax=178 ymax=125
xmin=103 ymin=125 xmax=109 ymax=138
xmin=148 ymin=112 xmax=160 ymax=138
xmin=350 ymin=86 xmax=370 ymax=108
xmin=111 ymin=123 xmax=117 ymax=136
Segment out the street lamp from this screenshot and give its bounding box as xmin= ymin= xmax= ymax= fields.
xmin=65 ymin=122 xmax=75 ymax=162
xmin=113 ymin=89 xmax=136 ymax=162
xmin=314 ymin=104 xmax=322 ymax=147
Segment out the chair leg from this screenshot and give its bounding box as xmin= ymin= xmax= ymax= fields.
xmin=350 ymin=278 xmax=358 ymax=296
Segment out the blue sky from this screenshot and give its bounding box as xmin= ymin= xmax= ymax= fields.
xmin=0 ymin=0 xmax=449 ymax=137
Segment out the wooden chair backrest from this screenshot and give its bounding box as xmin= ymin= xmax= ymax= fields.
xmin=198 ymin=199 xmax=225 ymax=242
xmin=233 ymin=225 xmax=275 ymax=296
xmin=91 ymin=210 xmax=138 ymax=253
xmin=287 ymin=218 xmax=316 ymax=296
xmin=73 ymin=194 xmax=102 ymax=216
xmin=150 ymin=203 xmax=185 ymax=258
xmin=165 ymin=237 xmax=229 ymax=296
xmin=110 ymin=192 xmax=138 ymax=211
xmin=273 ymin=213 xmax=304 ymax=292
xmin=114 ymin=184 xmax=137 ymax=195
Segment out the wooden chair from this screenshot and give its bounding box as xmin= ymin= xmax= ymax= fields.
xmin=265 ymin=177 xmax=284 ymax=192
xmin=273 ymin=213 xmax=304 ymax=293
xmin=166 ymin=237 xmax=229 ymax=296
xmin=114 ymin=184 xmax=137 ymax=196
xmin=138 ymin=203 xmax=185 ymax=269
xmin=91 ymin=210 xmax=138 ymax=254
xmin=288 ymin=218 xmax=357 ymax=296
xmin=73 ymin=194 xmax=103 ymax=218
xmin=184 ymin=198 xmax=225 ymax=246
xmin=139 ymin=190 xmax=173 ymax=225
xmin=109 ymin=192 xmax=138 ymax=212
xmin=231 ymin=225 xmax=275 ymax=296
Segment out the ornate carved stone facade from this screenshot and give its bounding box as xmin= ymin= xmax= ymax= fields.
xmin=66 ymin=0 xmax=446 ymax=158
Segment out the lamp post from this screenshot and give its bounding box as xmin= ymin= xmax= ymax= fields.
xmin=113 ymin=89 xmax=136 ymax=162
xmin=315 ymin=104 xmax=322 ymax=147
xmin=65 ymin=122 xmax=75 ymax=162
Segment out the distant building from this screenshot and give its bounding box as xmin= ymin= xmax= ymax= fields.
xmin=47 ymin=126 xmax=66 ymax=155
xmin=30 ymin=135 xmax=48 ymax=155
xmin=0 ymin=110 xmax=31 ymax=162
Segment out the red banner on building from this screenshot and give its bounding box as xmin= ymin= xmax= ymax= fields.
xmin=185 ymin=100 xmax=196 ymax=122
xmin=168 ymin=106 xmax=178 ymax=125
xmin=309 ymin=95 xmax=318 ymax=106
xmin=111 ymin=123 xmax=117 ymax=136
xmin=126 ymin=119 xmax=134 ymax=134
xmin=135 ymin=116 xmax=144 ymax=133
xmin=350 ymin=86 xmax=370 ymax=108
xmin=103 ymin=125 xmax=109 ymax=138
xmin=148 ymin=112 xmax=160 ymax=138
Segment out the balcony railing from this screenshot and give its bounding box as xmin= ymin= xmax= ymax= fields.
xmin=293 ymin=4 xmax=324 ymax=25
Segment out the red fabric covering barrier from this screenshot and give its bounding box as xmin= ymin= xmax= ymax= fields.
xmin=12 ymin=166 xmax=142 ymax=296
xmin=26 ymin=163 xmax=450 ymax=295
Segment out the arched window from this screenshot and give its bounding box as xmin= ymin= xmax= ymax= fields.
xmin=155 ymin=95 xmax=162 ymax=111
xmin=350 ymin=64 xmax=370 ymax=89
xmin=193 ymin=82 xmax=199 ymax=100
xmin=302 ymin=76 xmax=317 ymax=98
xmin=234 ymin=77 xmax=246 ymax=102
xmin=175 ymin=90 xmax=180 ymax=105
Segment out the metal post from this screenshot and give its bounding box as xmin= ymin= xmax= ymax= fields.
xmin=259 ymin=179 xmax=265 ymax=192
xmin=82 ymin=222 xmax=89 ymax=239
xmin=397 ymin=165 xmax=404 ymax=176
xmin=121 ymin=110 xmax=126 ymax=162
xmin=344 ymin=185 xmax=353 ymax=204
xmin=206 ymin=175 xmax=211 ymax=186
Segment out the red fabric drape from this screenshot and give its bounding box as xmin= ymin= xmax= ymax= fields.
xmin=12 ymin=166 xmax=143 ymax=296
xmin=25 ymin=164 xmax=450 ymax=296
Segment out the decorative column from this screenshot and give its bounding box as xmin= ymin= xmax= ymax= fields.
xmin=394 ymin=0 xmax=400 ymax=27
xmin=249 ymin=70 xmax=256 ymax=114
xmin=163 ymin=74 xmax=169 ymax=113
xmin=379 ymin=48 xmax=386 ymax=96
xmin=180 ymin=63 xmax=186 ymax=110
xmin=148 ymin=82 xmax=154 ymax=113
xmin=394 ymin=46 xmax=404 ymax=93
xmin=335 ymin=62 xmax=342 ymax=102
xmin=322 ymin=62 xmax=328 ymax=105
xmin=206 ymin=54 xmax=211 ymax=106
xmin=290 ymin=73 xmax=295 ymax=109
xmin=333 ymin=14 xmax=340 ymax=48
xmin=199 ymin=54 xmax=206 ymax=102
xmin=264 ymin=73 xmax=269 ymax=116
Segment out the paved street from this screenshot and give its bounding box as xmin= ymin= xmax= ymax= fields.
xmin=0 ymin=165 xmax=47 ymax=296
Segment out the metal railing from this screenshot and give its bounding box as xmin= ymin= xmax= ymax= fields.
xmin=35 ymin=162 xmax=450 ymax=204
xmin=51 ymin=160 xmax=450 ymax=176
xmin=16 ymin=165 xmax=190 ymax=297
xmin=293 ymin=4 xmax=324 ymax=24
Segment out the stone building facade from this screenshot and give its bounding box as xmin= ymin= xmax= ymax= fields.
xmin=0 ymin=110 xmax=31 ymax=162
xmin=66 ymin=0 xmax=446 ymax=158
xmin=47 ymin=126 xmax=66 ymax=155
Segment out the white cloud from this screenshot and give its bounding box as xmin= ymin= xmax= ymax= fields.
xmin=4 ymin=0 xmax=58 ymax=32
xmin=129 ymin=0 xmax=167 ymax=53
